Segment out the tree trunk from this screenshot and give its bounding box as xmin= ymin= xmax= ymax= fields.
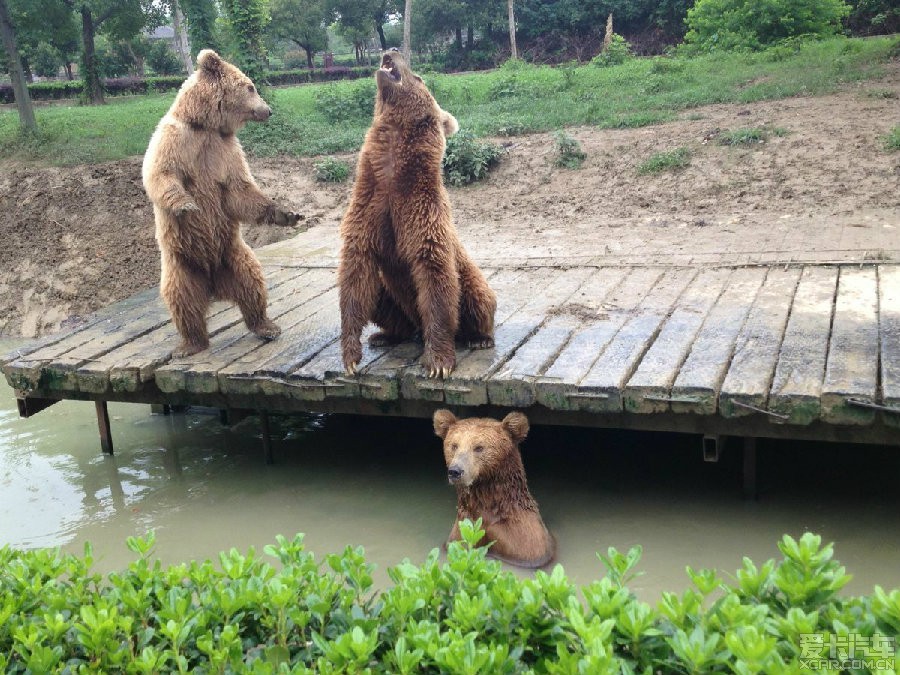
xmin=375 ymin=20 xmax=387 ymax=51
xmin=65 ymin=62 xmax=74 ymax=80
xmin=402 ymin=0 xmax=412 ymax=62
xmin=455 ymin=26 xmax=462 ymax=49
xmin=172 ymin=0 xmax=194 ymax=74
xmin=507 ymin=0 xmax=517 ymax=60
xmin=80 ymin=5 xmax=104 ymax=104
xmin=603 ymin=13 xmax=613 ymax=52
xmin=305 ymin=46 xmax=313 ymax=69
xmin=467 ymin=23 xmax=473 ymax=49
xmin=0 ymin=0 xmax=36 ymax=131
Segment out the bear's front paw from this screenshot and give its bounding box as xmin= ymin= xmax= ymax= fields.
xmin=342 ymin=341 xmax=362 ymax=375
xmin=172 ymin=340 xmax=208 ymax=358
xmin=273 ymin=208 xmax=304 ymax=227
xmin=174 ymin=201 xmax=200 ymax=217
xmin=422 ymin=349 xmax=455 ymax=379
xmin=251 ymin=320 xmax=281 ymax=341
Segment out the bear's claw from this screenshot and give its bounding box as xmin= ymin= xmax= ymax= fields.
xmin=174 ymin=201 xmax=200 ymax=216
xmin=172 ymin=340 xmax=208 ymax=358
xmin=251 ymin=321 xmax=281 ymax=341
xmin=345 ymin=361 xmax=359 ymax=375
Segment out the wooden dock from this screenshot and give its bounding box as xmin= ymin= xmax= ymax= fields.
xmin=3 ymin=239 xmax=899 ymax=453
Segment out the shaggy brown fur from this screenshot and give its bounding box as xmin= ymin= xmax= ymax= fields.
xmin=142 ymin=49 xmax=302 ymax=357
xmin=434 ymin=409 xmax=555 ymax=568
xmin=339 ymin=49 xmax=496 ymax=378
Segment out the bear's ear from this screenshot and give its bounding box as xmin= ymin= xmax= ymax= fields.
xmin=197 ymin=49 xmax=224 ymax=75
xmin=501 ymin=412 xmax=529 ymax=443
xmin=433 ymin=409 xmax=457 ymax=439
xmin=440 ymin=109 xmax=459 ymax=137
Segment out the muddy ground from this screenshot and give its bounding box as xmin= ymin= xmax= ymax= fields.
xmin=0 ymin=69 xmax=897 ymax=338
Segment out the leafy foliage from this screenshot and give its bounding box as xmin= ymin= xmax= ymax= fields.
xmin=591 ymin=33 xmax=633 ymax=67
xmin=146 ymin=40 xmax=182 ymax=76
xmin=314 ymin=156 xmax=351 ymax=182
xmin=442 ymin=130 xmax=503 ymax=186
xmin=0 ymin=528 xmax=896 ymax=673
xmin=220 ymin=0 xmax=269 ymax=83
xmin=683 ymin=0 xmax=852 ymax=52
xmin=638 ymin=147 xmax=692 ymax=174
xmin=553 ymin=131 xmax=586 ymax=169
xmin=883 ymin=125 xmax=900 ymax=151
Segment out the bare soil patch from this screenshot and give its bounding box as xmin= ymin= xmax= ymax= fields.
xmin=1 ymin=73 xmax=897 ymax=338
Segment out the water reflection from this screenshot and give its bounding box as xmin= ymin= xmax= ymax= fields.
xmin=1 ymin=338 xmax=899 ymax=597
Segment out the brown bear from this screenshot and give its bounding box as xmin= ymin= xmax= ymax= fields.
xmin=142 ymin=49 xmax=301 ymax=357
xmin=339 ymin=49 xmax=496 ymax=379
xmin=433 ymin=409 xmax=555 ymax=568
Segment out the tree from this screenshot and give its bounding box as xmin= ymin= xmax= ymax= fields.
xmin=59 ymin=0 xmax=164 ymax=104
xmin=7 ymin=0 xmax=79 ymax=80
xmin=147 ymin=38 xmax=182 ymax=75
xmin=180 ymin=0 xmax=217 ymax=57
xmin=32 ymin=40 xmax=62 ymax=77
xmin=402 ymin=0 xmax=411 ymax=60
xmin=171 ymin=0 xmax=193 ymax=74
xmin=0 ymin=0 xmax=35 ymax=130
xmin=507 ymin=0 xmax=517 ymax=59
xmin=269 ymin=0 xmax=328 ymax=69
xmin=221 ymin=0 xmax=269 ymax=82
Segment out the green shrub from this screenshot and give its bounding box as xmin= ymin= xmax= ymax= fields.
xmin=883 ymin=125 xmax=900 ymax=151
xmin=146 ymin=41 xmax=183 ymax=76
xmin=591 ymin=34 xmax=634 ymax=67
xmin=717 ymin=125 xmax=789 ymax=145
xmin=683 ymin=0 xmax=851 ymax=52
xmin=553 ymin=131 xmax=587 ymax=169
xmin=314 ymin=156 xmax=351 ymax=182
xmin=638 ymin=147 xmax=692 ymax=174
xmin=314 ymin=79 xmax=377 ymax=123
xmin=443 ymin=130 xmax=503 ymax=186
xmin=1 ymin=526 xmax=897 ymax=673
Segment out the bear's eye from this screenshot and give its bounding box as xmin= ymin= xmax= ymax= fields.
xmin=247 ymin=84 xmax=255 ymax=93
xmin=474 ymin=445 xmax=484 ymax=454
xmin=451 ymin=443 xmax=458 ymax=451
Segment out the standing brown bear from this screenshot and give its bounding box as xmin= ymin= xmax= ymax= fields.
xmin=434 ymin=409 xmax=555 ymax=568
xmin=339 ymin=49 xmax=496 ymax=378
xmin=143 ymin=49 xmax=301 ymax=357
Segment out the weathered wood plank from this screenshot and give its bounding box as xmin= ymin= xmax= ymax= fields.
xmin=486 ymin=269 xmax=621 ymax=407
xmin=572 ymin=268 xmax=696 ymax=412
xmin=880 ymin=265 xmax=900 ymax=427
xmin=669 ymin=267 xmax=767 ymax=415
xmin=287 ymin=326 xmax=382 ymax=401
xmin=719 ymin=268 xmax=802 ymax=418
xmin=624 ymin=268 xmax=733 ymax=413
xmin=397 ymin=268 xmax=528 ymax=403
xmin=93 ymin=268 xmax=309 ymax=394
xmin=768 ymin=266 xmax=838 ymax=425
xmin=433 ymin=267 xmax=597 ymax=406
xmin=821 ymin=267 xmax=879 ymax=425
xmin=156 ymin=269 xmax=336 ymax=394
xmin=534 ymin=267 xmax=663 ymax=411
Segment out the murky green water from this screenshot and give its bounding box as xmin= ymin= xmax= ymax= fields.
xmin=2 ymin=339 xmax=899 ymax=598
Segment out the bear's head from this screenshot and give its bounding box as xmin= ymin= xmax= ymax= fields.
xmin=172 ymin=50 xmax=271 ymax=135
xmin=375 ymin=49 xmax=458 ymax=137
xmin=433 ymin=410 xmax=529 ymax=488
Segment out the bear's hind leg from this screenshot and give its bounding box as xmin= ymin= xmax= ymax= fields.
xmin=162 ymin=256 xmax=212 ymax=357
xmin=218 ymin=241 xmax=281 ymax=341
xmin=370 ymin=289 xmax=418 ymax=347
xmin=457 ymin=251 xmax=496 ymax=349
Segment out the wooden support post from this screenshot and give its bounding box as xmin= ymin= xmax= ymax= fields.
xmin=260 ymin=410 xmax=274 ymax=465
xmin=742 ymin=437 xmax=757 ymax=500
xmin=95 ymin=400 xmax=114 ymax=455
xmin=17 ymin=397 xmax=61 ymax=418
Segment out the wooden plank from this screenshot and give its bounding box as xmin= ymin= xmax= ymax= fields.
xmin=287 ymin=326 xmax=383 ymax=401
xmin=397 ymin=268 xmax=528 ymax=403
xmin=880 ymin=265 xmax=900 ymax=427
xmin=157 ymin=269 xmax=337 ymax=395
xmin=534 ymin=267 xmax=663 ymax=411
xmin=82 ymin=267 xmax=309 ymax=394
xmin=572 ymin=268 xmax=697 ymax=412
xmin=486 ymin=269 xmax=621 ymax=407
xmin=426 ymin=267 xmax=597 ymax=407
xmin=719 ymin=268 xmax=802 ymax=418
xmin=624 ymin=268 xmax=732 ymax=413
xmin=821 ymin=267 xmax=879 ymax=425
xmin=768 ymin=266 xmax=838 ymax=425
xmin=669 ymin=267 xmax=767 ymax=415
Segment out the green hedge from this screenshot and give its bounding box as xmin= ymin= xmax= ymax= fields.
xmin=1 ymin=523 xmax=897 ymax=673
xmin=0 ymin=67 xmax=373 ymax=104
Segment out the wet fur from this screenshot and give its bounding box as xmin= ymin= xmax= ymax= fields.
xmin=434 ymin=409 xmax=555 ymax=568
xmin=338 ymin=50 xmax=496 ymax=377
xmin=142 ymin=50 xmax=299 ymax=357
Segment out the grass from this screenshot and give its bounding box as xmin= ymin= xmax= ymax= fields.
xmin=313 ymin=156 xmax=351 ymax=182
xmin=883 ymin=125 xmax=900 ymax=152
xmin=716 ymin=125 xmax=789 ymax=146
xmin=553 ymin=131 xmax=586 ymax=169
xmin=638 ymin=147 xmax=692 ymax=174
xmin=0 ymin=36 xmax=896 ymax=167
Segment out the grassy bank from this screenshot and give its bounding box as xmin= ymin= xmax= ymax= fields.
xmin=0 ymin=36 xmax=896 ymax=167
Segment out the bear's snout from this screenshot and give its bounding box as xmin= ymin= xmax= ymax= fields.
xmin=253 ymin=105 xmax=272 ymax=121
xmin=447 ymin=465 xmax=463 ymax=483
